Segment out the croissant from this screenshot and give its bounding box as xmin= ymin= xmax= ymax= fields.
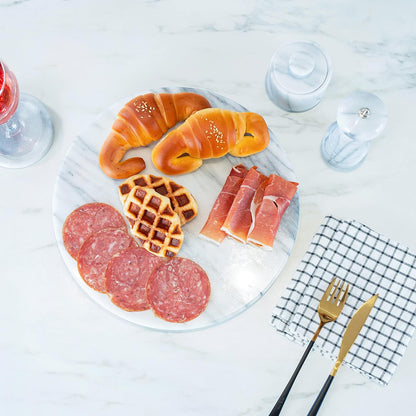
xmin=151 ymin=108 xmax=270 ymax=175
xmin=99 ymin=92 xmax=211 ymax=179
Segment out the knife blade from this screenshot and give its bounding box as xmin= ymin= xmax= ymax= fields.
xmin=330 ymin=293 xmax=378 ymax=377
xmin=307 ymin=293 xmax=379 ymax=416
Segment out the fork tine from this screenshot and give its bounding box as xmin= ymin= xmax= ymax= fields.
xmin=329 ymin=279 xmax=341 ymax=302
xmin=323 ymin=278 xmax=336 ymax=299
xmin=339 ymin=283 xmax=350 ymax=305
xmin=334 ymin=281 xmax=346 ymax=304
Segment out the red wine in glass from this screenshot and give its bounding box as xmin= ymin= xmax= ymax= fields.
xmin=0 ymin=61 xmax=53 ymax=168
xmin=0 ymin=64 xmax=19 ymax=124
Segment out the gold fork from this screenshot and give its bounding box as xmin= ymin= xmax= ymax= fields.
xmin=269 ymin=278 xmax=350 ymax=416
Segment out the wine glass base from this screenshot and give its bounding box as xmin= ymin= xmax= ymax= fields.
xmin=321 ymin=122 xmax=371 ymax=172
xmin=0 ymin=93 xmax=54 ymax=168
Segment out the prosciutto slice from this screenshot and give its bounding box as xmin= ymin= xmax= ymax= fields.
xmin=247 ymin=174 xmax=298 ymax=249
xmin=199 ymin=164 xmax=248 ymax=244
xmin=221 ymin=166 xmax=267 ymax=243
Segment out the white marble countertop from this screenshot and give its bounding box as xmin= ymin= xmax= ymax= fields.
xmin=1 ymin=0 xmax=415 ymax=414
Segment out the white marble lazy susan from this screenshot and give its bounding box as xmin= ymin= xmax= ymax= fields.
xmin=52 ymin=86 xmax=299 ymax=332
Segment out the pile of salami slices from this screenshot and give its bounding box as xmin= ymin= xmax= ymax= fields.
xmin=62 ymin=202 xmax=210 ymax=323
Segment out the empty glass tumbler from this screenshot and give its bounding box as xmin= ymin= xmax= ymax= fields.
xmin=265 ymin=41 xmax=333 ymax=112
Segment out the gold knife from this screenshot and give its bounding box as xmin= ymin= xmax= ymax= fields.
xmin=307 ymin=294 xmax=379 ymax=416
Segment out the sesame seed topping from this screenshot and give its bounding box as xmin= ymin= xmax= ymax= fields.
xmin=203 ymin=118 xmax=225 ymax=147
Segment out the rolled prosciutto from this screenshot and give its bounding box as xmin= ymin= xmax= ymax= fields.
xmin=247 ymin=174 xmax=298 ymax=249
xmin=221 ymin=166 xmax=268 ymax=243
xmin=199 ymin=164 xmax=248 ymax=244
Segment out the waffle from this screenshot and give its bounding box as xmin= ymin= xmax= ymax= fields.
xmin=118 ymin=174 xmax=198 ymax=225
xmin=124 ymin=186 xmax=184 ymax=257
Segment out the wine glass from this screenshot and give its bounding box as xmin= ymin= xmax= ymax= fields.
xmin=320 ymin=91 xmax=387 ymax=171
xmin=0 ymin=60 xmax=54 ymax=168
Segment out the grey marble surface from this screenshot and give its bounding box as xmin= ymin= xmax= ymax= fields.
xmin=1 ymin=1 xmax=416 ymax=415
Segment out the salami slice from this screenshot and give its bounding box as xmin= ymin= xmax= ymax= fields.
xmin=105 ymin=247 xmax=164 ymax=311
xmin=63 ymin=202 xmax=127 ymax=259
xmin=146 ymin=257 xmax=211 ymax=323
xmin=77 ymin=228 xmax=137 ymax=293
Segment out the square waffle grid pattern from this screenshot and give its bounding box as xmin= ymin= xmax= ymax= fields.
xmin=124 ymin=186 xmax=183 ymax=257
xmin=119 ymin=174 xmax=198 ymax=225
xmin=271 ymin=215 xmax=416 ymax=385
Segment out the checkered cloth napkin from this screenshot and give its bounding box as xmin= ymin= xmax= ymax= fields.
xmin=271 ymin=215 xmax=416 ymax=386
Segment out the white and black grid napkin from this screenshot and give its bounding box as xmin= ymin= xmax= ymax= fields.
xmin=271 ymin=215 xmax=416 ymax=386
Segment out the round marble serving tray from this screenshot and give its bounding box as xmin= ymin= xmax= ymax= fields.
xmin=52 ymin=87 xmax=299 ymax=332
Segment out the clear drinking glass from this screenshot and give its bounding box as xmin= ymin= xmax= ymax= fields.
xmin=265 ymin=41 xmax=332 ymax=112
xmin=0 ymin=60 xmax=54 ymax=168
xmin=320 ymin=91 xmax=388 ymax=171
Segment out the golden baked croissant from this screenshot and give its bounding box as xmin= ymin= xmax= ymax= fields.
xmin=99 ymin=92 xmax=211 ymax=179
xmin=151 ymin=108 xmax=270 ymax=175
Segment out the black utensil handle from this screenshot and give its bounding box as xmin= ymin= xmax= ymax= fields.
xmin=268 ymin=340 xmax=315 ymax=416
xmin=307 ymin=375 xmax=334 ymax=416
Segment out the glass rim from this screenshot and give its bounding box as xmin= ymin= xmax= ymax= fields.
xmin=268 ymin=40 xmax=333 ymax=96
